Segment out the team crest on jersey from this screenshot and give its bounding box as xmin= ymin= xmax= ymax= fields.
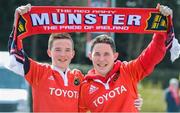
xmin=146 ymin=13 xmax=168 ymax=31
xmin=74 ymin=77 xmax=80 ymax=86
xmin=89 ymin=85 xmax=99 ymax=94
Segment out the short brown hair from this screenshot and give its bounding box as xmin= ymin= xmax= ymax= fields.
xmin=48 ymin=33 xmax=74 ymax=50
xmin=90 ymin=34 xmax=116 ymax=52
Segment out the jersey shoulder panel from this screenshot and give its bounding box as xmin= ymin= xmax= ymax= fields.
xmin=71 ymin=69 xmax=84 ymax=79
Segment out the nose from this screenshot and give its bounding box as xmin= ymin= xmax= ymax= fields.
xmin=59 ymin=50 xmax=66 ymax=56
xmin=99 ymin=55 xmax=105 ymax=61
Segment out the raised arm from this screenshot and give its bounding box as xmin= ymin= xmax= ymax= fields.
xmin=123 ymin=5 xmax=173 ymax=83
xmin=6 ymin=4 xmax=31 ymax=76
xmin=139 ymin=4 xmax=173 ymax=75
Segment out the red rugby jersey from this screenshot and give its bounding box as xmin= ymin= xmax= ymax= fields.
xmin=25 ymin=59 xmax=84 ymax=112
xmin=8 ymin=28 xmax=84 ymax=112
xmin=79 ymin=33 xmax=167 ymax=112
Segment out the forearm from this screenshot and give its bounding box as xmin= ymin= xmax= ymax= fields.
xmin=6 ymin=28 xmax=30 ymax=76
xmin=139 ymin=4 xmax=173 ymax=74
xmin=139 ymin=33 xmax=167 ymax=75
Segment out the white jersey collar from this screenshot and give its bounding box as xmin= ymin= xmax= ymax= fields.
xmin=51 ymin=65 xmax=70 ymax=86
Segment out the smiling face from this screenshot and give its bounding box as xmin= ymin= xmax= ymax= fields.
xmin=47 ymin=33 xmax=74 ymax=71
xmin=89 ymin=35 xmax=118 ymax=76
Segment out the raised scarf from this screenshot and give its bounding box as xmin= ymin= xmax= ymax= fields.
xmin=13 ymin=6 xmax=180 ymax=61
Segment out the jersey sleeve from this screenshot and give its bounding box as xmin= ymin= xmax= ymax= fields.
xmin=7 ymin=27 xmax=49 ymax=87
xmin=121 ymin=33 xmax=167 ymax=83
xmin=138 ymin=33 xmax=167 ymax=76
xmin=25 ymin=59 xmax=50 ymax=87
xmin=7 ymin=27 xmax=30 ymax=76
xmin=78 ymin=82 xmax=89 ymax=112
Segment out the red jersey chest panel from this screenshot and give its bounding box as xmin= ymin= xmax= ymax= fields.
xmin=25 ymin=60 xmax=83 ymax=112
xmin=83 ymin=73 xmax=138 ymax=112
xmin=39 ymin=70 xmax=80 ymax=99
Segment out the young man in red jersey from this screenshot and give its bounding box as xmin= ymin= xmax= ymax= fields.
xmin=79 ymin=4 xmax=173 ymax=112
xmin=8 ymin=32 xmax=84 ymax=112
xmin=6 ymin=4 xmax=143 ymax=112
xmin=7 ymin=4 xmax=84 ymax=112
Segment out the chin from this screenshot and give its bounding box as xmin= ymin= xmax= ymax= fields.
xmin=97 ymin=71 xmax=106 ymax=76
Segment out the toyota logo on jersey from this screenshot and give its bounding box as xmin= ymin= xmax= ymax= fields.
xmin=93 ymin=85 xmax=127 ymax=107
xmin=49 ymin=87 xmax=79 ymax=99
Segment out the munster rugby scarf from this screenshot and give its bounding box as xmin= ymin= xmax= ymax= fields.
xmin=13 ymin=6 xmax=180 ymax=61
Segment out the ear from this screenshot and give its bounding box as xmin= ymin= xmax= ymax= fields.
xmin=47 ymin=49 xmax=51 ymax=58
xmin=88 ymin=52 xmax=92 ymax=61
xmin=113 ymin=52 xmax=119 ymax=61
xmin=71 ymin=50 xmax=75 ymax=58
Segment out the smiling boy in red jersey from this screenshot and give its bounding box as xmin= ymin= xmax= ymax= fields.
xmin=8 ymin=31 xmax=84 ymax=112
xmin=7 ymin=4 xmax=84 ymax=111
xmin=78 ymin=5 xmax=173 ymax=112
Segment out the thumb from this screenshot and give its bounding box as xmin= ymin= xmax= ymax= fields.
xmin=156 ymin=3 xmax=160 ymax=9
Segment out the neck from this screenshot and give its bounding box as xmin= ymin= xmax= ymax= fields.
xmin=94 ymin=70 xmax=106 ymax=77
xmin=52 ymin=65 xmax=67 ymax=72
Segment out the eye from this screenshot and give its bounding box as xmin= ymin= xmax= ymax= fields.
xmin=104 ymin=52 xmax=110 ymax=56
xmin=65 ymin=48 xmax=71 ymax=52
xmin=94 ymin=52 xmax=100 ymax=56
xmin=55 ymin=48 xmax=61 ymax=52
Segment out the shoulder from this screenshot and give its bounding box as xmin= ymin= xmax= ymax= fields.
xmin=121 ymin=61 xmax=128 ymax=66
xmin=30 ymin=59 xmax=51 ymax=68
xmin=121 ymin=59 xmax=142 ymax=69
xmin=71 ymin=69 xmax=85 ymax=83
xmin=71 ymin=68 xmax=82 ymax=74
xmin=120 ymin=61 xmax=131 ymax=69
xmin=80 ymin=79 xmax=93 ymax=90
xmin=71 ymin=69 xmax=84 ymax=77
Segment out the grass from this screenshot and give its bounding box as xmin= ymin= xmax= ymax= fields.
xmin=139 ymin=82 xmax=167 ymax=112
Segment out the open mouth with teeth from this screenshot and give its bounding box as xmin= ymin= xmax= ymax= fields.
xmin=58 ymin=59 xmax=68 ymax=62
xmin=97 ymin=64 xmax=108 ymax=67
